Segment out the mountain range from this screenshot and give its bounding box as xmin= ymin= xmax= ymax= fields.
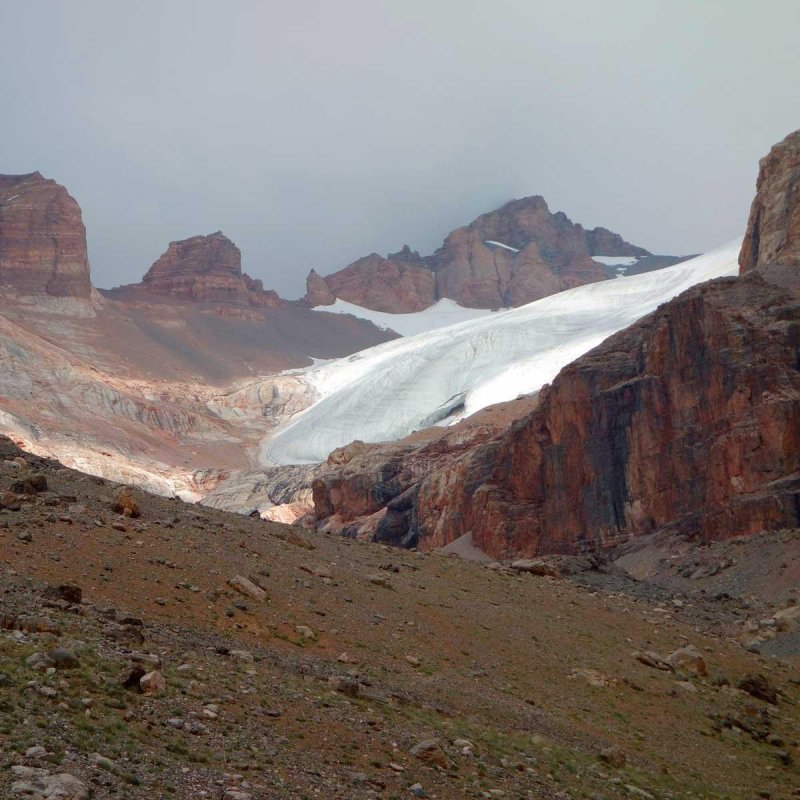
xmin=0 ymin=126 xmax=799 ymax=800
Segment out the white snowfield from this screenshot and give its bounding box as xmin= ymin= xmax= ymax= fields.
xmin=591 ymin=255 xmax=639 ymax=267
xmin=262 ymin=240 xmax=741 ymax=466
xmin=312 ymin=297 xmax=498 ymax=336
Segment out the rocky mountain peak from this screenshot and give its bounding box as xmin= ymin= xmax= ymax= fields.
xmin=304 ymin=194 xmax=659 ymax=312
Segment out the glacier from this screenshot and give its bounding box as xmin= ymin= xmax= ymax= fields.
xmin=312 ymin=297 xmax=499 ymax=336
xmin=262 ymin=240 xmax=741 ymax=466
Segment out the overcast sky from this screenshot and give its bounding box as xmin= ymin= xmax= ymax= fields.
xmin=1 ymin=1 xmax=798 ymax=297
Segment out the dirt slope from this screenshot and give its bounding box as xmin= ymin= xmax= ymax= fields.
xmin=0 ymin=438 xmax=797 ymax=800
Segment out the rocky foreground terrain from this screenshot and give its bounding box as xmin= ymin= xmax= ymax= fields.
xmin=0 ymin=435 xmax=798 ymax=800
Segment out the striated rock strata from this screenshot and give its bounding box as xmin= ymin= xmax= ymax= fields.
xmin=130 ymin=231 xmax=283 ymax=307
xmin=0 ymin=172 xmax=92 ymax=299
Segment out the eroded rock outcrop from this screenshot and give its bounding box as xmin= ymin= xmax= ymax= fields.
xmin=0 ymin=172 xmax=92 ymax=299
xmin=304 ymin=268 xmax=336 ymax=306
xmin=304 ymin=196 xmax=656 ymax=311
xmin=133 ymin=231 xmax=283 ymax=307
xmin=740 ymin=129 xmax=800 ymax=272
xmin=309 ymin=247 xmax=436 ymax=312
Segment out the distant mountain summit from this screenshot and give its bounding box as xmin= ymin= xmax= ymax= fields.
xmin=304 ymin=195 xmax=685 ymax=312
xmin=120 ymin=231 xmax=284 ymax=308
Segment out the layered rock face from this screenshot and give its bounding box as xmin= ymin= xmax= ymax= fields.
xmin=740 ymin=129 xmax=800 ymax=272
xmin=137 ymin=231 xmax=283 ymax=307
xmin=312 ymin=132 xmax=800 ymax=559
xmin=306 ymin=196 xmax=652 ymax=310
xmin=0 ymin=172 xmax=92 ymax=299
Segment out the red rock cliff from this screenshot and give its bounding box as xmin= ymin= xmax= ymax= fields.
xmin=0 ymin=172 xmax=92 ymax=299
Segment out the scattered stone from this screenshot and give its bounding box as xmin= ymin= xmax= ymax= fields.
xmin=24 ymin=746 xmax=47 ymax=758
xmin=111 ymin=486 xmax=140 ymax=518
xmin=569 ymin=668 xmax=616 ymax=687
xmin=10 ymin=767 xmax=89 ymax=799
xmin=295 ymin=624 xmax=316 ymax=640
xmin=738 ymin=674 xmax=779 ymax=705
xmin=120 ymin=664 xmax=147 ymax=690
xmin=26 ymin=652 xmax=55 ymax=670
xmin=47 ymin=648 xmax=80 ymax=670
xmin=42 ymin=584 xmax=82 ymax=604
xmin=11 ymin=474 xmax=48 ymax=494
xmin=105 ymin=623 xmax=145 ymax=647
xmin=666 ymin=645 xmax=707 ymax=677
xmin=409 ymin=784 xmax=427 ymax=797
xmin=230 ymin=649 xmax=254 ymax=661
xmin=227 ymin=575 xmax=267 ymax=600
xmin=410 ymin=739 xmax=448 ymax=769
xmin=329 ymin=676 xmax=360 ymax=697
xmin=599 ymin=746 xmax=627 ymax=768
xmin=140 ymin=670 xmax=166 ymax=696
xmin=635 ymin=651 xmax=673 ymax=672
xmin=16 ymin=530 xmax=32 ymax=543
xmin=367 ymin=574 xmax=392 ymax=588
xmin=0 ymin=490 xmax=21 ymax=510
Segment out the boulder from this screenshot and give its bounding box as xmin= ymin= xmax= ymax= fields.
xmin=227 ymin=575 xmax=267 ymax=600
xmin=410 ymin=738 xmax=449 ymax=769
xmin=666 ymin=645 xmax=707 ymax=677
xmin=111 ymin=486 xmax=140 ymax=518
xmin=139 ymin=670 xmax=166 ymax=696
